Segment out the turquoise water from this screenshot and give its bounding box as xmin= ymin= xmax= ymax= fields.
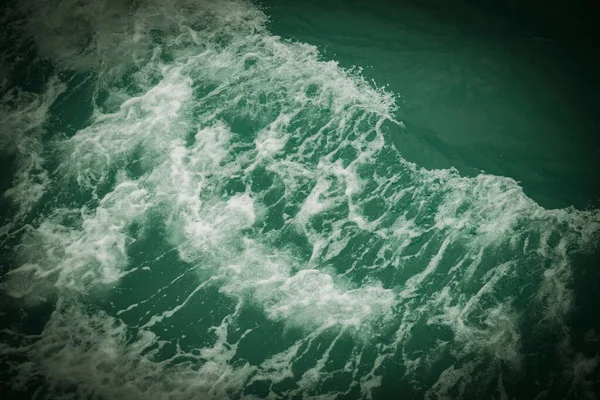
xmin=1 ymin=0 xmax=599 ymax=399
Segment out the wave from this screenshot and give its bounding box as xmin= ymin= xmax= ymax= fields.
xmin=1 ymin=0 xmax=598 ymax=398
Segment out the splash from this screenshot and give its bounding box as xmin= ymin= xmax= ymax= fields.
xmin=1 ymin=0 xmax=598 ymax=398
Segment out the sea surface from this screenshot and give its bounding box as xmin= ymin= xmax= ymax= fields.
xmin=1 ymin=0 xmax=599 ymax=399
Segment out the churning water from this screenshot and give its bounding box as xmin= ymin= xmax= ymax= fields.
xmin=1 ymin=0 xmax=599 ymax=398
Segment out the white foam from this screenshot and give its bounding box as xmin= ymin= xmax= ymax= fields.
xmin=1 ymin=0 xmax=599 ymax=398
xmin=2 ymin=300 xmax=258 ymax=399
xmin=4 ymin=180 xmax=150 ymax=299
xmin=64 ymin=66 xmax=192 ymax=190
xmin=222 ymin=248 xmax=396 ymax=331
xmin=0 ymin=78 xmax=66 ymax=223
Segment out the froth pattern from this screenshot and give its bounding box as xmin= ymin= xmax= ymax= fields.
xmin=1 ymin=0 xmax=599 ymax=398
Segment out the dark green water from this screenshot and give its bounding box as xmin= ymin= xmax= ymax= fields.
xmin=1 ymin=0 xmax=599 ymax=399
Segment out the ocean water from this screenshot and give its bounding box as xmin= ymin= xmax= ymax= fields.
xmin=0 ymin=0 xmax=599 ymax=399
